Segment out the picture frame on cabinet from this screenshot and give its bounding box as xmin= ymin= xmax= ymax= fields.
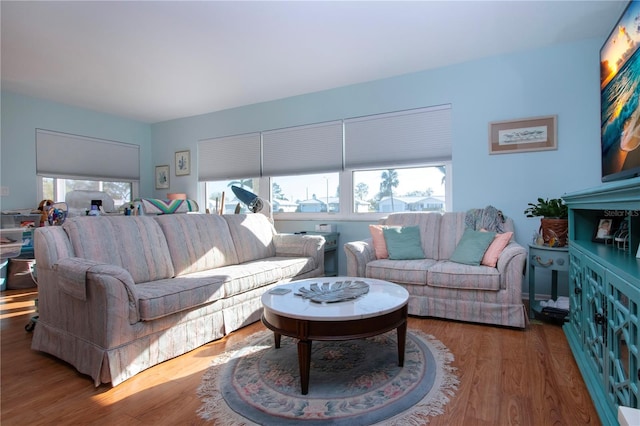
xmin=155 ymin=165 xmax=170 ymax=190
xmin=489 ymin=115 xmax=557 ymax=154
xmin=592 ymin=217 xmax=620 ymax=243
xmin=175 ymin=150 xmax=190 ymax=176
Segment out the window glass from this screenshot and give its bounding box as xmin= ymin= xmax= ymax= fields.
xmin=39 ymin=177 xmax=133 ymax=210
xmin=352 ymin=166 xmax=446 ymax=213
xmin=42 ymin=177 xmax=55 ymax=201
xmin=204 ymin=178 xmax=260 ymax=214
xmin=271 ymin=173 xmax=340 ymax=214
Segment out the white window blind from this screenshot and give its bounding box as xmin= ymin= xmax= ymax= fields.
xmin=36 ymin=129 xmax=140 ymax=180
xmin=198 ymin=133 xmax=261 ymax=181
xmin=344 ymin=105 xmax=452 ymax=169
xmin=262 ymin=121 xmax=343 ymax=176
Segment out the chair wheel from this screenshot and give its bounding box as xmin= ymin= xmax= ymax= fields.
xmin=25 ymin=315 xmax=38 ymax=332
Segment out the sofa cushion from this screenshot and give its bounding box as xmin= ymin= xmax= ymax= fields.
xmin=383 ymin=226 xmax=426 ymax=260
xmin=437 ymin=212 xmax=467 ymax=260
xmin=266 ymin=256 xmax=317 ymax=281
xmin=382 ymin=212 xmax=441 ymax=259
xmin=154 ymin=214 xmax=239 ymax=275
xmin=428 ymin=261 xmax=501 ymax=291
xmin=223 ymin=214 xmax=277 ymax=264
xmin=449 ymin=229 xmax=496 ymax=266
xmin=134 ymin=255 xmax=316 ymax=320
xmin=63 ymin=216 xmax=174 ymax=284
xmin=135 ymin=275 xmax=226 ymax=321
xmin=219 ymin=257 xmax=312 ymax=297
xmin=369 ymin=225 xmax=389 ymax=259
xmin=481 ymin=231 xmax=513 ymax=267
xmin=366 ymin=258 xmax=437 ymax=285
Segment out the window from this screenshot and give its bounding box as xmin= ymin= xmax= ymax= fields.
xmin=39 ymin=177 xmax=135 ymax=211
xmin=35 ymin=129 xmax=140 ymax=213
xmin=203 ymin=165 xmax=448 ymax=219
xmin=204 ymin=178 xmax=261 ymax=214
xmin=352 ymin=166 xmax=446 ymax=213
xmin=198 ymin=105 xmax=452 ymax=220
xmin=271 ymin=173 xmax=340 ymax=214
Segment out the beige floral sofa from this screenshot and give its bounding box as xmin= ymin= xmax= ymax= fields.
xmin=32 ymin=213 xmax=324 ymax=386
xmin=344 ymin=211 xmax=527 ymax=328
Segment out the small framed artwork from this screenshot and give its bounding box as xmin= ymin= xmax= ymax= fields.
xmin=155 ymin=165 xmax=170 ymax=189
xmin=175 ymin=150 xmax=190 ymax=176
xmin=592 ymin=217 xmax=619 ymax=243
xmin=489 ymin=115 xmax=557 ymax=154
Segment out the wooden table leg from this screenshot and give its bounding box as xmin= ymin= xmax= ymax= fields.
xmin=397 ymin=320 xmax=407 ymax=367
xmin=298 ymin=339 xmax=312 ymax=395
xmin=274 ymin=332 xmax=281 ymax=348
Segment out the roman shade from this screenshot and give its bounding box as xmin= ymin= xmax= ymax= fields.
xmin=198 ymin=132 xmax=261 ymax=181
xmin=36 ymin=129 xmax=140 ymax=180
xmin=262 ymin=121 xmax=343 ymax=176
xmin=344 ymin=104 xmax=452 ymax=169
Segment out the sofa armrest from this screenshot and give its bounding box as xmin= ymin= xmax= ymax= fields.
xmin=344 ymin=238 xmax=376 ymax=277
xmin=38 ymin=257 xmax=142 ymax=347
xmin=496 ymin=242 xmax=527 ymax=292
xmin=54 ymin=258 xmax=139 ymax=320
xmin=273 ymin=233 xmax=325 ymax=268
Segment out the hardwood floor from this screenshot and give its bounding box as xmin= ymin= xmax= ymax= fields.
xmin=1 ymin=289 xmax=600 ymax=425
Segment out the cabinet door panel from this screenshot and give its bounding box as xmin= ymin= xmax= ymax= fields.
xmin=567 ymin=248 xmax=584 ymax=338
xmin=606 ymin=270 xmax=640 ymax=410
xmin=583 ymin=256 xmax=607 ymax=384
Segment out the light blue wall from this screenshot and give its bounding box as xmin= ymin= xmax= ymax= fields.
xmin=152 ymin=39 xmax=602 ymax=272
xmin=0 ymin=92 xmax=153 ymax=211
xmin=1 ymin=38 xmax=603 ymax=295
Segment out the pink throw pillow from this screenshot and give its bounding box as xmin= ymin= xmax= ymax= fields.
xmin=369 ymin=225 xmax=389 ymax=259
xmin=481 ymin=231 xmax=513 ymax=267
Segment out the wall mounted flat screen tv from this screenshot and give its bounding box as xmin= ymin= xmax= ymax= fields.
xmin=601 ymin=0 xmax=640 ymax=182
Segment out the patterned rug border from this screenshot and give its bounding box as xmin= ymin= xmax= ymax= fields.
xmin=197 ymin=329 xmax=458 ymax=425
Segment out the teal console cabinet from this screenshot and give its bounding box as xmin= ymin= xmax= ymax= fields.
xmin=563 ymin=177 xmax=640 ymax=425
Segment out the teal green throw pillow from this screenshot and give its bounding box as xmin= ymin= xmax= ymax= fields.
xmin=449 ymin=229 xmax=497 ymax=265
xmin=382 ymin=226 xmax=425 ymax=260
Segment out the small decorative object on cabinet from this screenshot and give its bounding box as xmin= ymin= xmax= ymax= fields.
xmin=563 ymin=177 xmax=640 ymax=426
xmin=524 ymin=197 xmax=568 ymax=247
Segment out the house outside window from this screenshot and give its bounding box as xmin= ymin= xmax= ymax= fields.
xmin=271 ymin=173 xmax=339 ymax=214
xmin=352 ymin=166 xmax=446 ymax=214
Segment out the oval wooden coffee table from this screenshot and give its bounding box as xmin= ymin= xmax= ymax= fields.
xmin=261 ymin=277 xmax=409 ymax=395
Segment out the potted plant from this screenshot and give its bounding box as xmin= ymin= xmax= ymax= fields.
xmin=524 ymin=198 xmax=568 ymax=247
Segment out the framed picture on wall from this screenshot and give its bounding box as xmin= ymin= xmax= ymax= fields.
xmin=489 ymin=115 xmax=557 ymax=154
xmin=175 ymin=150 xmax=190 ymax=176
xmin=155 ymin=165 xmax=170 ymax=189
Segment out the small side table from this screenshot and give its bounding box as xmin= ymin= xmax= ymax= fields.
xmin=528 ymin=244 xmax=569 ymax=319
xmin=301 ymin=231 xmax=339 ymax=276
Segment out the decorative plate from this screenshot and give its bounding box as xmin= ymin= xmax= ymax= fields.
xmin=294 ymin=280 xmax=369 ymax=303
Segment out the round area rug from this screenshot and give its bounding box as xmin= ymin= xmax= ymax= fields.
xmin=197 ymin=329 xmax=458 ymax=425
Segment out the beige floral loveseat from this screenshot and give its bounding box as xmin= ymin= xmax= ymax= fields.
xmin=344 ymin=211 xmax=527 ymax=328
xmin=32 ymin=213 xmax=325 ymax=386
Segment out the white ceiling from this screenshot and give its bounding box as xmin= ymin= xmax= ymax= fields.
xmin=1 ymin=1 xmax=628 ymax=124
